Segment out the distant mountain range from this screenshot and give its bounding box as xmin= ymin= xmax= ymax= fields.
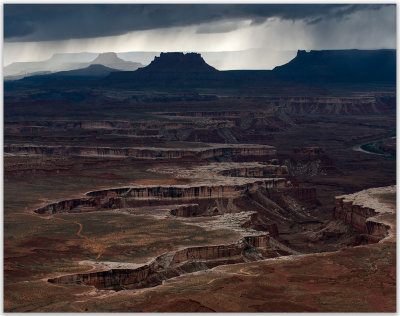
xmin=4 ymin=52 xmax=143 ymax=80
xmin=5 ymin=64 xmax=122 ymax=89
xmin=5 ymin=49 xmax=297 ymax=77
xmin=4 ymin=52 xmax=97 ymax=78
xmin=5 ymin=50 xmax=396 ymax=93
xmin=41 ymin=64 xmax=121 ymax=78
xmin=103 ymin=50 xmax=396 ymax=90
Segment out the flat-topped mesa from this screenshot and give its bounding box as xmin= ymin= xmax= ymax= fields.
xmin=91 ymin=52 xmax=124 ymax=64
xmin=4 ymin=144 xmax=276 ymax=161
xmin=273 ymin=49 xmax=396 ymax=85
xmin=334 ymin=186 xmax=395 ymax=243
xmin=140 ymin=52 xmax=218 ymax=73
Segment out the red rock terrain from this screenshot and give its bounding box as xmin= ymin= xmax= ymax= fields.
xmin=3 ymin=92 xmax=396 ymax=312
xmin=57 ymin=186 xmax=395 ymax=312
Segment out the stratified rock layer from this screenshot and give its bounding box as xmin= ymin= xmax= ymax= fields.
xmin=48 ymin=235 xmax=271 ymax=291
xmin=4 ymin=143 xmax=276 ymax=161
xmin=334 ymin=186 xmax=395 ymax=242
xmin=34 ymin=179 xmax=287 ymax=215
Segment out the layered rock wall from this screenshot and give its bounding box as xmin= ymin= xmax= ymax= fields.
xmin=171 ymin=243 xmax=245 ymax=264
xmin=49 ymin=266 xmax=152 ymax=290
xmin=35 ymin=197 xmax=100 ymax=214
xmin=87 ymin=180 xmax=287 ymax=200
xmin=334 ymin=186 xmax=395 ymax=241
xmin=48 ymin=235 xmax=271 ymax=291
xmin=334 ymin=199 xmax=377 ymax=233
xmin=35 ymin=180 xmax=286 ymax=214
xmin=4 ymin=144 xmax=276 ymax=160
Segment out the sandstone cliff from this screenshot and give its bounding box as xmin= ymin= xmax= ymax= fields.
xmin=48 ymin=234 xmax=271 ymax=291
xmin=5 ymin=144 xmax=276 ymax=161
xmin=334 ymin=186 xmax=395 ymax=243
xmin=34 ymin=179 xmax=287 ymax=215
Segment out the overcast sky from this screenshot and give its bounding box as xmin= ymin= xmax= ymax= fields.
xmin=3 ymin=4 xmax=397 ymax=69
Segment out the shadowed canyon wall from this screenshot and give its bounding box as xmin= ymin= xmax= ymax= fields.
xmin=334 ymin=197 xmax=390 ymax=242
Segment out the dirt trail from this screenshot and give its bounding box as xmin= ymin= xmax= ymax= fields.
xmin=55 ymin=216 xmax=105 ymax=260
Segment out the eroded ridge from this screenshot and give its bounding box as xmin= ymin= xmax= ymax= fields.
xmin=48 ymin=234 xmax=288 ymax=291
xmin=34 ymin=179 xmax=287 ymax=215
xmin=33 ymin=161 xmax=296 ymax=215
xmin=32 ymin=159 xmax=318 ymax=233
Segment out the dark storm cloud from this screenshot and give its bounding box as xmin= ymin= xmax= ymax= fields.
xmin=4 ymin=4 xmax=393 ymax=42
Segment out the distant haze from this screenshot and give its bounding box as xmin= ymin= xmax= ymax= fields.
xmin=5 ymin=50 xmax=297 ymax=72
xmin=4 ymin=4 xmax=396 ymax=69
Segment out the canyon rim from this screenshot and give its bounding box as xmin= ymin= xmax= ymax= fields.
xmin=3 ymin=3 xmax=397 ymax=313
